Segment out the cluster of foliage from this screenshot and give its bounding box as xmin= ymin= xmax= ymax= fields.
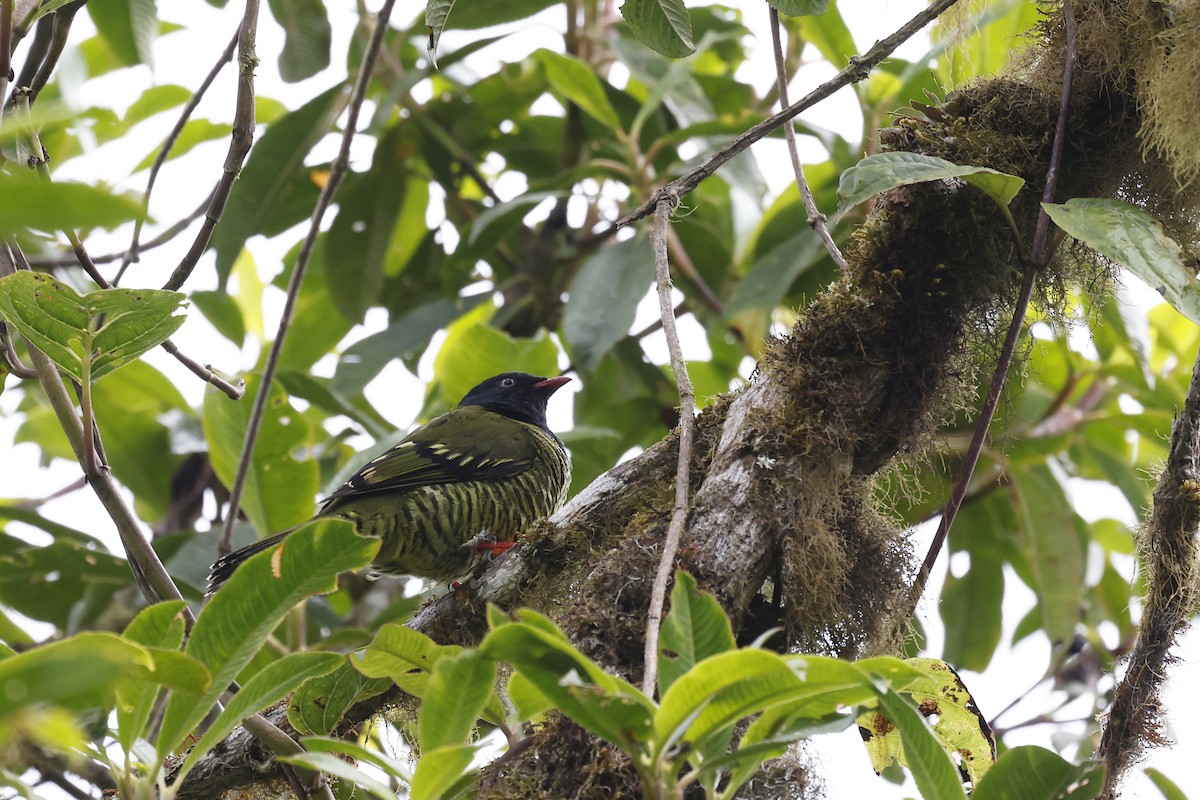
xmin=1 ymin=0 xmax=1198 ymax=798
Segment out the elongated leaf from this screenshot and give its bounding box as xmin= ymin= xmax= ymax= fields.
xmin=419 ymin=651 xmax=497 ymax=751
xmin=1042 ymin=198 xmax=1200 ymax=324
xmin=0 ymin=632 xmax=154 ymax=719
xmin=0 ymin=272 xmax=186 ymax=384
xmin=132 ymin=119 xmax=230 ymax=172
xmin=203 ymin=374 xmax=319 ymax=536
xmin=0 ymin=171 xmax=145 ymax=233
xmin=158 ymin=521 xmax=378 ymax=761
xmin=971 ymin=746 xmax=1102 ymax=800
xmin=117 ymin=601 xmax=191 ymax=751
xmin=1010 ymin=466 xmax=1086 ymax=647
xmin=212 ymin=86 xmax=343 ymax=286
xmin=282 ymin=751 xmax=402 ymax=800
xmin=288 ymin=659 xmax=393 ymax=736
xmin=838 ymin=152 xmax=1025 ymax=212
xmin=87 ymin=0 xmax=157 ymax=66
xmin=562 ymin=233 xmax=654 ymax=375
xmin=411 ymin=744 xmax=477 ymax=800
xmin=658 ymin=571 xmax=736 ymax=696
xmin=301 ymin=735 xmax=414 ymax=782
xmin=1145 ymin=768 xmax=1188 ymax=800
xmin=268 ymin=0 xmax=332 ymax=82
xmin=533 ymin=50 xmax=621 ymax=129
xmin=354 ymin=623 xmax=458 ymax=682
xmin=620 ymin=0 xmax=696 ymax=58
xmin=873 ymin=689 xmax=967 ymax=800
xmin=177 ymin=652 xmax=343 ymax=781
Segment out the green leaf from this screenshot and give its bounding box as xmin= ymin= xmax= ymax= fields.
xmin=1145 ymin=768 xmax=1189 ymax=800
xmin=1010 ymin=466 xmax=1086 ymax=647
xmin=203 ymin=374 xmax=320 ymax=536
xmin=433 ymin=303 xmax=560 ymax=406
xmin=212 ymin=86 xmax=343 ymax=286
xmin=480 ymin=612 xmax=655 ymax=753
xmin=620 ymin=0 xmax=696 ymax=58
xmin=288 ymin=658 xmax=393 ymax=736
xmin=191 ymin=290 xmax=246 ymax=345
xmin=533 ymin=50 xmax=622 ymax=129
xmin=116 ymin=601 xmax=190 ymax=751
xmin=658 ymin=571 xmax=736 ymax=696
xmin=933 ymin=0 xmax=1040 ymax=89
xmin=419 ymin=651 xmax=498 ymax=751
xmin=837 ymin=152 xmax=1025 ymax=212
xmin=268 ymin=0 xmax=332 ymax=82
xmin=300 ymin=735 xmax=414 ymax=782
xmin=872 ymin=689 xmax=967 ymax=800
xmin=325 ymin=129 xmax=411 ymax=322
xmin=0 ymin=272 xmax=186 ymax=384
xmin=125 ymin=84 xmax=193 ymax=125
xmin=87 ymin=0 xmax=157 ymax=66
xmin=354 ymin=623 xmax=460 ymax=689
xmin=0 ymin=171 xmax=145 ymax=233
xmin=0 ymin=632 xmax=154 ymax=720
xmin=562 ymin=233 xmax=654 ymax=375
xmin=282 ymin=751 xmax=402 ymax=800
xmin=158 ymin=521 xmax=378 ymax=762
xmin=133 ymin=119 xmax=231 ymax=172
xmin=769 ymin=0 xmax=830 ymax=15
xmin=725 ymin=230 xmax=826 ymax=317
xmin=176 ymin=652 xmax=343 ymax=782
xmin=971 ymin=746 xmax=1102 ymax=800
xmin=1042 ymin=198 xmax=1200 ymax=325
xmin=410 ymin=744 xmax=477 ymax=800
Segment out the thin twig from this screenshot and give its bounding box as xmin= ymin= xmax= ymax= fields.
xmin=118 ymin=31 xmax=239 ymax=285
xmin=768 ymin=7 xmax=848 ymax=272
xmin=664 ymin=226 xmax=723 ymax=314
xmin=618 ymin=0 xmax=964 ymax=228
xmin=0 ymin=0 xmax=12 ymax=132
xmin=27 ymin=1 xmax=82 ymax=102
xmin=641 ymin=198 xmax=697 ymax=697
xmin=903 ymin=0 xmax=1078 ymax=618
xmin=164 ymin=0 xmax=260 ymax=292
xmin=218 ymin=0 xmax=399 ymax=556
xmin=1 ymin=321 xmax=38 ymax=378
xmin=160 ymin=339 xmax=244 ymax=399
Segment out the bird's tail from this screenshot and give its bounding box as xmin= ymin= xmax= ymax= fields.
xmin=206 ymin=525 xmax=303 ymax=595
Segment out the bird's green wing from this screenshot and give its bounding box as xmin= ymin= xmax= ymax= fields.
xmin=322 ymin=406 xmax=537 ymax=503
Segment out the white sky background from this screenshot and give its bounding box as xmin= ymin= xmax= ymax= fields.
xmin=1 ymin=0 xmax=1198 ymax=797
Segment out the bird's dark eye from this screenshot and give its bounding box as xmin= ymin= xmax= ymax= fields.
xmin=500 ymin=377 xmax=516 ymax=387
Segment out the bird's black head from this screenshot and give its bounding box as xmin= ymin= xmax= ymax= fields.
xmin=458 ymin=372 xmax=571 ymax=430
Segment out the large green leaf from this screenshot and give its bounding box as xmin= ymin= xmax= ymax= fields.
xmin=971 ymin=746 xmax=1102 ymax=799
xmin=268 ymin=0 xmax=332 ymax=82
xmin=202 ymin=374 xmax=320 ymax=537
xmin=657 ymin=571 xmax=736 ymax=696
xmin=87 ymin=0 xmax=157 ymax=66
xmin=288 ymin=659 xmax=393 ymax=736
xmin=1042 ymin=198 xmax=1200 ymax=325
xmin=433 ymin=303 xmax=560 ymax=406
xmin=176 ymin=652 xmax=344 ymax=782
xmin=116 ymin=601 xmax=192 ymax=752
xmin=212 ymin=86 xmax=344 ymax=286
xmin=871 ymin=690 xmax=967 ymax=800
xmin=418 ymin=650 xmax=497 ymax=751
xmin=0 ymin=171 xmax=145 ymax=233
xmin=410 ymin=744 xmax=477 ymax=800
xmin=0 ymin=272 xmax=186 ymax=384
xmin=158 ymin=520 xmax=378 ymax=762
xmin=838 ymin=152 xmax=1025 ymax=212
xmin=0 ymin=633 xmax=154 ymax=719
xmin=933 ymin=0 xmax=1040 ymax=89
xmin=533 ymin=50 xmax=622 ymax=129
xmin=620 ymin=0 xmax=696 ymax=58
xmin=561 ymin=233 xmax=654 ymax=375
xmin=1010 ymin=465 xmax=1086 ymax=648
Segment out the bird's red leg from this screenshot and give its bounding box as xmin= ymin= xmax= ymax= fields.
xmin=475 ymin=539 xmax=515 ymax=558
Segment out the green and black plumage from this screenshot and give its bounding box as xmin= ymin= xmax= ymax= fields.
xmin=207 ymin=372 xmax=571 ymax=593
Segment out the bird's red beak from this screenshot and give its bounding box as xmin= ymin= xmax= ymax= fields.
xmin=534 ymin=376 xmax=571 ymax=393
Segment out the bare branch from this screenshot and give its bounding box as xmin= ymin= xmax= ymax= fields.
xmin=24 ymin=1 xmax=82 ymax=103
xmin=1 ymin=320 xmax=38 ymax=379
xmin=164 ymin=0 xmax=261 ymax=292
xmin=218 ymin=0 xmax=400 ymax=553
xmin=898 ymin=0 xmax=1079 ymax=624
xmin=641 ymin=198 xmax=697 ymax=697
xmin=118 ymin=31 xmax=239 ymax=285
xmin=617 ymin=0 xmax=963 ymax=228
xmin=768 ymin=7 xmax=848 ymax=272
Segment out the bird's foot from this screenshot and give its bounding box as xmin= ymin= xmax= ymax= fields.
xmin=475 ymin=539 xmax=515 ymax=558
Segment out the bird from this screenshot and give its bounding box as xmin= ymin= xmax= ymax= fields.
xmin=207 ymin=372 xmax=572 ymax=593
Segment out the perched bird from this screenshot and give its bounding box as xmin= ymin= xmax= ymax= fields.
xmin=207 ymin=372 xmax=571 ymax=593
